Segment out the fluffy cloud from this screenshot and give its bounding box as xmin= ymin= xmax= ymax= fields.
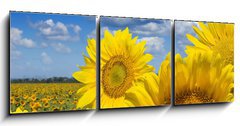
xmin=100 ymin=27 xmax=116 ymax=38
xmin=101 ymin=26 xmax=110 ymax=33
xmin=10 ymin=27 xmax=36 ymax=48
xmin=132 ymin=21 xmax=171 ymax=36
xmin=88 ymin=27 xmax=106 ymax=39
xmin=39 ymin=20 xmax=68 ymax=35
xmin=41 ymin=52 xmax=53 ymax=64
xmin=10 ymin=27 xmax=36 ymax=60
xmin=175 ymin=21 xmax=198 ymax=37
xmin=87 ymin=29 xmax=96 ymax=39
xmin=138 ymin=37 xmax=165 ymax=54
xmin=175 ymin=21 xmax=198 ymax=53
xmin=31 ymin=19 xmax=81 ymax=41
xmin=102 ymin=17 xmax=136 ymax=26
xmin=41 ymin=42 xmax=48 ymax=48
xmin=69 ymin=24 xmax=81 ymax=34
xmin=51 ymin=43 xmax=71 ymax=53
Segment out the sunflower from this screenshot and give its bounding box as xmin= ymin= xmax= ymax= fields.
xmin=68 ymin=90 xmax=73 ymax=95
xmin=43 ymin=102 xmax=50 ymax=108
xmin=140 ymin=53 xmax=171 ymax=105
xmin=58 ymin=99 xmax=65 ymax=105
xmin=41 ymin=98 xmax=49 ymax=103
xmin=100 ymin=28 xmax=159 ymax=109
xmin=47 ymin=96 xmax=52 ymax=101
xmin=34 ymin=102 xmax=42 ymax=108
xmin=175 ymin=50 xmax=234 ymax=105
xmin=51 ymin=105 xmax=60 ymax=111
xmin=23 ymin=94 xmax=29 ymax=99
xmin=20 ymin=100 xmax=26 ymax=106
xmin=10 ymin=96 xmax=15 ymax=104
xmin=11 ymin=107 xmax=28 ymax=114
xmin=30 ymin=102 xmax=35 ymax=109
xmin=72 ymin=38 xmax=96 ymax=109
xmin=186 ymin=22 xmax=234 ymax=65
xmin=158 ymin=53 xmax=171 ymax=104
xmin=30 ymin=94 xmax=37 ymax=101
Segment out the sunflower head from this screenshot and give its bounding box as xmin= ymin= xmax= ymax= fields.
xmin=139 ymin=52 xmax=171 ymax=106
xmin=30 ymin=94 xmax=37 ymax=101
xmin=73 ymin=27 xmax=171 ymax=109
xmin=102 ymin=55 xmax=135 ymax=98
xmin=158 ymin=53 xmax=171 ymax=104
xmin=44 ymin=102 xmax=50 ymax=108
xmin=175 ymin=50 xmax=234 ymax=105
xmin=100 ymin=27 xmax=163 ymax=108
xmin=186 ymin=22 xmax=234 ymax=65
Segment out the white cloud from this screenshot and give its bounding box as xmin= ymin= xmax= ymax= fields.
xmin=132 ymin=21 xmax=170 ymax=36
xmin=177 ymin=40 xmax=188 ymax=51
xmin=101 ymin=26 xmax=111 ymax=33
xmin=45 ymin=19 xmax=54 ymax=27
xmin=88 ymin=27 xmax=114 ymax=39
xmin=87 ymin=29 xmax=96 ymax=39
xmin=100 ymin=27 xmax=117 ymax=38
xmin=20 ymin=38 xmax=35 ymax=48
xmin=55 ymin=22 xmax=68 ymax=34
xmin=105 ymin=17 xmax=135 ymax=26
xmin=175 ymin=21 xmax=198 ymax=37
xmin=10 ymin=27 xmax=36 ymax=48
xmin=69 ymin=24 xmax=81 ymax=34
xmin=41 ymin=42 xmax=48 ymax=48
xmin=11 ymin=28 xmax=22 ymax=41
xmin=31 ymin=19 xmax=81 ymax=41
xmin=36 ymin=19 xmax=68 ymax=36
xmin=175 ymin=21 xmax=198 ymax=55
xmin=138 ymin=37 xmax=165 ymax=54
xmin=47 ymin=35 xmax=70 ymax=41
xmin=41 ymin=52 xmax=53 ymax=64
xmin=51 ymin=43 xmax=71 ymax=53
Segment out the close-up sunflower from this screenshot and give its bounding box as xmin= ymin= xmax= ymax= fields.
xmin=100 ymin=28 xmax=163 ymax=109
xmin=141 ymin=53 xmax=171 ymax=105
xmin=72 ymin=39 xmax=96 ymax=109
xmin=186 ymin=22 xmax=234 ymax=65
xmin=175 ymin=50 xmax=234 ymax=105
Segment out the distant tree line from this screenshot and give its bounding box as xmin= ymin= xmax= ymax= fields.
xmin=11 ymin=77 xmax=79 ymax=83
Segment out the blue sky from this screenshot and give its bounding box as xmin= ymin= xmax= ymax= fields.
xmin=100 ymin=16 xmax=172 ymax=72
xmin=10 ymin=12 xmax=96 ymax=79
xmin=175 ymin=20 xmax=198 ymax=57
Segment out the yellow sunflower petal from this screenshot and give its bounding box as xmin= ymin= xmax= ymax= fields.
xmin=186 ymin=34 xmax=210 ymax=50
xmin=125 ymin=85 xmax=154 ymax=106
xmin=198 ymin=22 xmax=216 ymax=45
xmin=72 ymin=71 xmax=95 ymax=84
xmin=77 ymin=87 xmax=96 ymax=109
xmin=141 ymin=73 xmax=160 ymax=104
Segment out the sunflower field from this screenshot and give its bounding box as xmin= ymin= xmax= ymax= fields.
xmin=10 ymin=83 xmax=82 ymax=114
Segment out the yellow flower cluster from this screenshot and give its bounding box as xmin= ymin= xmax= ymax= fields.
xmin=10 ymin=83 xmax=81 ymax=114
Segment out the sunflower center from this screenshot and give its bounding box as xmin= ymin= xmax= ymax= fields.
xmin=176 ymin=88 xmax=215 ymax=104
xmin=109 ymin=62 xmax=127 ymax=87
xmin=102 ymin=56 xmax=134 ymax=98
xmin=213 ymin=39 xmax=233 ymax=65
